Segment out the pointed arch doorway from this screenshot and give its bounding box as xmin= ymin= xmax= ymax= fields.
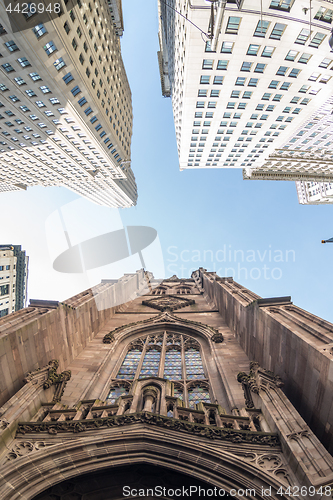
xmin=32 ymin=464 xmax=232 ymax=500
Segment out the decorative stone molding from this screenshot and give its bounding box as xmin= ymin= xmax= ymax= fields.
xmin=5 ymin=441 xmax=51 ymax=461
xmin=211 ymin=333 xmax=224 ymax=343
xmin=43 ymin=360 xmax=71 ymax=403
xmin=102 ymin=332 xmax=115 ymax=344
xmin=102 ymin=311 xmax=218 ymax=344
xmin=142 ymin=295 xmax=195 ymax=312
xmin=233 ymin=451 xmax=290 ymax=485
xmin=238 ymin=362 xmax=283 ymax=407
xmin=17 ymin=411 xmax=279 ymax=446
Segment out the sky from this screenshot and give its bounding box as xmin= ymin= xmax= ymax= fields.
xmin=1 ymin=0 xmax=333 ymax=323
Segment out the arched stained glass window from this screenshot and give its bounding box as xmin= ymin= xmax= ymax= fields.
xmin=117 ymin=349 xmax=141 ymax=379
xmin=107 ymin=385 xmax=129 ymax=403
xmin=139 ymin=348 xmax=161 ymax=377
xmin=188 ymin=385 xmax=211 ymax=408
xmin=115 ymin=332 xmax=210 ymax=408
xmin=185 ymin=348 xmax=205 ymax=379
xmin=164 ymin=349 xmax=182 ymax=380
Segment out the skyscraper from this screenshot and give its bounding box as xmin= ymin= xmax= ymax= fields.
xmin=1 ymin=269 xmax=333 ymax=499
xmin=0 ymin=244 xmax=28 ymax=316
xmin=158 ymin=0 xmax=333 ymax=182
xmin=0 ymin=0 xmax=137 ymax=208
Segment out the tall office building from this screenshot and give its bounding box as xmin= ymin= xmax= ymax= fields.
xmin=1 ymin=269 xmax=333 ymax=498
xmin=296 ymin=180 xmax=333 ymax=204
xmin=0 ymin=0 xmax=137 ymax=208
xmin=0 ymin=244 xmax=28 ymax=317
xmin=158 ymin=0 xmax=333 ymax=182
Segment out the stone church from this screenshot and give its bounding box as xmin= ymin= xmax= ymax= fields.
xmin=0 ymin=269 xmax=333 ymax=499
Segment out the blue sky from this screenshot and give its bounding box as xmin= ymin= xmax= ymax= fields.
xmin=1 ymin=0 xmax=333 ymax=323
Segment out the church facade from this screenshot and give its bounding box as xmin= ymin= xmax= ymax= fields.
xmin=0 ymin=269 xmax=332 ymax=499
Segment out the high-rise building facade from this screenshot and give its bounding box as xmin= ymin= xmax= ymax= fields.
xmin=158 ymin=0 xmax=333 ymax=182
xmin=296 ymin=180 xmax=333 ymax=204
xmin=0 ymin=0 xmax=137 ymax=208
xmin=0 ymin=244 xmax=28 ymax=317
xmin=1 ymin=269 xmax=333 ymax=499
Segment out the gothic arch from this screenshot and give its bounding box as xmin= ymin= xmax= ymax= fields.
xmin=0 ymin=427 xmax=291 ymax=500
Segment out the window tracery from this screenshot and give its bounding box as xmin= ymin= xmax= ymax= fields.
xmin=115 ymin=332 xmax=210 ymax=408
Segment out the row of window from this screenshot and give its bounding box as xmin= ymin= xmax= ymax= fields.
xmin=206 ymin=21 xmax=326 ymax=48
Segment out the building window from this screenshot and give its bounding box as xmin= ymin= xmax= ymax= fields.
xmin=14 ymin=77 xmax=26 ymax=86
xmin=247 ymin=44 xmax=260 ymax=56
xmin=29 ymin=72 xmax=41 ymax=81
xmin=217 ymin=60 xmax=228 ymax=70
xmin=202 ymin=59 xmax=213 ymax=69
xmin=285 ymin=50 xmax=298 ymax=61
xmin=49 ymin=97 xmax=60 ymax=104
xmin=276 ymin=66 xmax=288 ymax=76
xmin=107 ymin=384 xmax=129 ymax=403
xmin=314 ymin=7 xmax=333 ymax=23
xmin=213 ymin=76 xmax=223 ymax=84
xmin=79 ymin=53 xmax=84 ymax=65
xmin=261 ymin=46 xmax=274 ymax=57
xmin=84 ymin=106 xmax=92 ymax=115
xmin=254 ymin=20 xmax=270 ymax=37
xmin=280 ymin=82 xmax=291 ymax=90
xmin=32 ymin=24 xmax=47 ymax=38
xmin=9 ymin=95 xmax=19 ymax=102
xmin=270 ymin=23 xmax=286 ymax=40
xmin=295 ymin=29 xmax=310 ymax=45
xmin=254 ymin=63 xmax=266 ymax=73
xmin=226 ymin=16 xmax=241 ymax=34
xmin=200 ymin=75 xmax=210 ymax=84
xmin=69 ymin=9 xmax=75 ymax=22
xmin=319 ymin=58 xmax=332 ymax=69
xmin=241 ymin=61 xmax=252 ymax=72
xmin=243 ymin=91 xmax=252 ymax=99
xmin=115 ymin=333 xmax=209 ymax=408
xmin=5 ymin=41 xmax=19 ymax=52
xmin=221 ymin=42 xmax=233 ymax=53
xmin=71 ymin=85 xmax=81 ymax=96
xmin=248 ymin=78 xmax=258 ymax=87
xmin=63 ymin=72 xmax=74 ymax=84
xmin=64 ymin=22 xmax=70 ymax=34
xmin=289 ymin=68 xmax=300 ymax=78
xmin=78 ymin=97 xmax=87 ymax=106
xmin=269 ymin=0 xmax=294 ymax=11
xmin=235 ymin=77 xmax=246 ymax=86
xmin=72 ymin=38 xmax=78 ymax=51
xmin=309 ymin=33 xmax=326 ymax=48
xmin=54 ymin=57 xmax=66 ymax=71
xmin=2 ymin=63 xmax=14 ymax=72
xmin=44 ymin=41 xmax=57 ymax=55
xmin=298 ymin=53 xmax=311 ymax=64
xmin=0 ymin=23 xmax=7 ymax=35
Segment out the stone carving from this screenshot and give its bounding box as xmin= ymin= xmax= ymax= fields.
xmin=142 ymin=295 xmax=195 ymax=312
xmin=233 ymin=451 xmax=290 ymax=485
xmin=102 ymin=311 xmax=218 ymax=344
xmin=102 ymin=332 xmax=115 ymax=344
xmin=238 ymin=362 xmax=284 ymax=405
xmin=43 ymin=360 xmax=71 ymax=403
xmin=5 ymin=441 xmax=50 ymax=461
xmin=211 ymin=333 xmax=224 ymax=343
xmin=17 ymin=411 xmax=279 ymax=446
xmin=286 ymin=429 xmax=310 ymax=441
xmin=0 ymin=418 xmax=9 ymax=430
